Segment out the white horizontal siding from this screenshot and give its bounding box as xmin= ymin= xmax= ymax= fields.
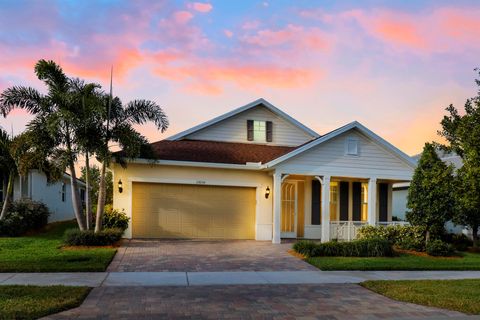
xmin=276 ymin=129 xmax=414 ymax=180
xmin=185 ymin=106 xmax=314 ymax=146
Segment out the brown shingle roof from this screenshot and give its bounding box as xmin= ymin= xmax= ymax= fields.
xmin=146 ymin=139 xmax=296 ymax=165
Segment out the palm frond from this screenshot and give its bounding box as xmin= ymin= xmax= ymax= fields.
xmin=34 ymin=59 xmax=68 ymax=91
xmin=0 ymin=86 xmax=44 ymax=116
xmin=123 ymin=99 xmax=169 ymax=132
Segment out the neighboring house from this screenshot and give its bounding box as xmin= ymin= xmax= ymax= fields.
xmin=392 ymin=152 xmax=467 ymax=234
xmin=112 ymin=98 xmax=415 ymax=243
xmin=0 ymin=169 xmax=86 ymax=222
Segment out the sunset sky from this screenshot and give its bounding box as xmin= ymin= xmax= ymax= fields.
xmin=1 ymin=0 xmax=479 ymax=158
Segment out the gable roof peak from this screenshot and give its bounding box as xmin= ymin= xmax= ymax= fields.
xmin=166 ymin=98 xmax=319 ymax=141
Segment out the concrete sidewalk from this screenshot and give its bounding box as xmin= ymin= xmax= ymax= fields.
xmin=2 ymin=270 xmax=480 ymax=287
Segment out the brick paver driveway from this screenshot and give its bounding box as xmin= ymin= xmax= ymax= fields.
xmin=108 ymin=239 xmax=316 ymax=272
xmin=45 ymin=284 xmax=465 ymax=320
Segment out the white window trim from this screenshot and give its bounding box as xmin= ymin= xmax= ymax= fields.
xmin=345 ymin=137 xmax=359 ymax=156
xmin=253 ymin=120 xmax=267 ymax=142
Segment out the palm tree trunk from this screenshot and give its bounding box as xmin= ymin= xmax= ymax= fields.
xmin=0 ymin=173 xmax=14 ymax=220
xmin=69 ymin=161 xmax=86 ymax=231
xmin=85 ymin=152 xmax=92 ymax=230
xmin=94 ymin=160 xmax=107 ymax=233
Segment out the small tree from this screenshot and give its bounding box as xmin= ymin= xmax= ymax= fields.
xmin=406 ymin=143 xmax=455 ymax=244
xmin=80 ymin=165 xmax=113 ymax=206
xmin=438 ymin=69 xmax=480 ymax=246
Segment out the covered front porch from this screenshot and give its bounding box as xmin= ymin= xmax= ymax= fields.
xmin=272 ymin=174 xmax=408 ymax=243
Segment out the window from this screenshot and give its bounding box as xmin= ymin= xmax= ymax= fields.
xmin=330 ymin=182 xmax=338 ymax=221
xmin=361 ymin=182 xmax=368 ymax=221
xmin=61 ymin=183 xmax=66 ymax=202
xmin=345 ymin=138 xmax=359 ymax=156
xmin=247 ymin=120 xmax=273 ymax=142
xmin=253 ymin=120 xmax=266 ymax=142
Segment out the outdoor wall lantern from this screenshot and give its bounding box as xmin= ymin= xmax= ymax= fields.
xmin=118 ymin=179 xmax=123 ymax=193
xmin=265 ymin=186 xmax=270 ymax=199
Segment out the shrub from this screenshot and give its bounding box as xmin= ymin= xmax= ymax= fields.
xmin=63 ymin=228 xmax=123 ymax=246
xmin=0 ymin=199 xmax=51 ymax=236
xmin=426 ymin=239 xmax=455 ymax=257
xmin=292 ymin=240 xmax=318 ymax=257
xmin=293 ymin=239 xmax=394 ymax=257
xmin=93 ymin=205 xmax=130 ymax=231
xmin=357 ymin=224 xmax=426 ymax=251
xmin=443 ymin=233 xmax=473 ymax=252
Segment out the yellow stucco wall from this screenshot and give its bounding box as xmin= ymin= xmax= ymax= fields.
xmin=112 ymin=162 xmax=274 ymax=240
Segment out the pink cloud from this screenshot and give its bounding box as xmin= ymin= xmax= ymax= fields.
xmin=223 ymin=29 xmax=234 ymax=38
xmin=154 ymin=59 xmax=317 ymax=95
xmin=173 ymin=11 xmax=194 ymax=24
xmin=189 ymin=2 xmax=213 ymax=13
xmin=242 ymin=20 xmax=261 ymax=30
xmin=241 ymin=24 xmax=329 ymax=51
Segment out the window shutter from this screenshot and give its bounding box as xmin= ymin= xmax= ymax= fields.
xmin=311 ymin=180 xmax=321 ymax=225
xmin=339 ymin=182 xmax=349 ymax=221
xmin=247 ymin=120 xmax=254 ymax=141
xmin=379 ymin=183 xmax=388 ymax=222
xmin=352 ymin=182 xmax=361 ymax=221
xmin=266 ymin=121 xmax=273 ymax=142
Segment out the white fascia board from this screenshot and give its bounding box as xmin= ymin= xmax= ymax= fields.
xmin=166 ymin=98 xmax=319 ymax=141
xmin=117 ymin=158 xmax=265 ymax=170
xmin=353 ymin=122 xmax=417 ymax=168
xmin=265 ymin=121 xmax=417 ymax=169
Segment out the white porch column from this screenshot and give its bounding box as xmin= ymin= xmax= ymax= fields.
xmin=321 ymin=175 xmax=331 ymax=243
xmin=367 ymin=177 xmax=377 ymax=225
xmin=272 ymin=172 xmax=282 ymax=244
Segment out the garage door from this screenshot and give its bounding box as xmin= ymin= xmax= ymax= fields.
xmin=132 ymin=182 xmax=256 ymax=239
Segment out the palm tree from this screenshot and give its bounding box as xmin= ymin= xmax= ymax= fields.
xmin=0 ymin=129 xmax=16 ymax=220
xmin=70 ymin=78 xmax=104 ymax=230
xmin=94 ymin=95 xmax=168 ymax=232
xmin=0 ymin=128 xmax=61 ymax=220
xmin=0 ymin=60 xmax=87 ymax=230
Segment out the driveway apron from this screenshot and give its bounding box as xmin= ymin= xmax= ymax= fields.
xmin=108 ymin=239 xmax=316 ymax=272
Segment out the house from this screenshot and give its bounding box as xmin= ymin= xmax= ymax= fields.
xmin=0 ymin=169 xmax=86 ymax=222
xmin=112 ymin=98 xmax=415 ymax=243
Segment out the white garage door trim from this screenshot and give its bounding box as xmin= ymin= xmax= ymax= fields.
xmin=127 ymin=177 xmax=261 ymax=239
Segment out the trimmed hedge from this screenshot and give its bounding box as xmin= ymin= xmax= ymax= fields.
xmin=63 ymin=228 xmax=123 ymax=246
xmin=426 ymin=239 xmax=455 ymax=257
xmin=357 ymin=225 xmax=426 ymax=251
xmin=0 ymin=199 xmax=51 ymax=237
xmin=293 ymin=239 xmax=394 ymax=257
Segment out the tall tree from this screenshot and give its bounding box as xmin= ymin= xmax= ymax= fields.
xmin=0 ymin=60 xmax=87 ymax=229
xmin=438 ymin=69 xmax=480 ymax=246
xmin=0 ymin=129 xmax=16 ymax=219
xmin=0 ymin=128 xmax=61 ymax=219
xmin=94 ymin=94 xmax=168 ymax=232
xmin=406 ymin=143 xmax=455 ymax=243
xmin=71 ymin=78 xmax=103 ymax=230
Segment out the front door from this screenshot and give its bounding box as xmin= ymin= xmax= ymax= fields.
xmin=281 ymin=181 xmax=297 ymax=238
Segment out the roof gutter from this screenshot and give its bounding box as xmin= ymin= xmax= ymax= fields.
xmin=113 ymin=158 xmax=267 ymax=170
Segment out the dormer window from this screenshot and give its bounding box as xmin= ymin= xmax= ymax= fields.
xmin=247 ymin=120 xmax=273 ymax=142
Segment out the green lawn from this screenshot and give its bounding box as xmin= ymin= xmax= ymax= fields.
xmin=362 ymin=279 xmax=480 ymax=314
xmin=0 ymin=221 xmax=117 ymax=272
xmin=307 ymin=252 xmax=480 ymax=270
xmin=0 ymin=285 xmax=90 ymax=320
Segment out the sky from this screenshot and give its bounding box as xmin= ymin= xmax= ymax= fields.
xmin=1 ymin=0 xmax=480 ymax=158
